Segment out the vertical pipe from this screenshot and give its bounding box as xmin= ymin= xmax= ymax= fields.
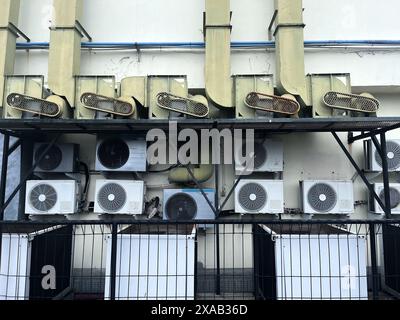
xmin=0 ymin=134 xmax=9 ymax=221
xmin=380 ymin=133 xmax=391 ymax=219
xmin=48 ymin=0 xmax=83 ymax=108
xmin=215 ymin=224 xmax=221 ymax=295
xmin=110 ymin=222 xmax=118 ymax=300
xmin=0 ymin=0 xmax=21 ymax=114
xmin=369 ymin=223 xmax=379 ymax=300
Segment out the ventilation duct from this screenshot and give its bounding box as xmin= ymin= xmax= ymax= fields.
xmin=273 ymin=0 xmax=309 ymax=107
xmin=48 ymin=0 xmax=83 ymax=110
xmin=204 ymin=0 xmax=233 ymax=109
xmin=0 ymin=0 xmax=20 ymax=116
xmin=168 ymin=165 xmax=214 ymax=184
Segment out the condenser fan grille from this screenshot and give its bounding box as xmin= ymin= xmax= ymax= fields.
xmin=97 ymin=183 xmax=127 ymax=212
xmin=239 ymin=142 xmax=267 ymax=170
xmin=307 ymin=183 xmax=337 ymax=212
xmin=238 ymin=182 xmax=267 ymax=212
xmin=374 ymin=141 xmax=400 ymax=170
xmin=97 ymin=138 xmax=130 ymax=169
xmin=379 ymin=187 xmax=400 ymax=209
xmin=29 ymin=184 xmax=57 ymax=212
xmin=165 ymin=193 xmax=197 ymax=220
xmin=35 ymin=144 xmax=62 ymax=171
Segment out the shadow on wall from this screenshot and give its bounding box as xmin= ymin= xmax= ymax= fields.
xmin=0 ymin=134 xmax=21 ymax=220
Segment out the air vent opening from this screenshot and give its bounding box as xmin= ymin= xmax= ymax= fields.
xmin=97 ymin=138 xmax=130 ymax=169
xmin=379 ymin=187 xmax=400 ymax=209
xmin=29 ymin=184 xmax=58 ymax=212
xmin=238 ymin=182 xmax=267 ymax=212
xmin=165 ymin=193 xmax=197 ymax=220
xmin=35 ymin=144 xmax=63 ymax=171
xmin=307 ymin=183 xmax=337 ymax=213
xmin=97 ymin=183 xmax=127 ymax=212
xmin=374 ymin=141 xmax=400 ymax=171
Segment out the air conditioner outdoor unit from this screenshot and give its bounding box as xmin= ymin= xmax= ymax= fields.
xmin=371 ymin=183 xmax=400 ymax=214
xmin=0 ymin=225 xmax=73 ymax=300
xmin=25 ymin=180 xmax=79 ymax=215
xmin=235 ymin=179 xmax=284 ymax=215
xmin=33 ymin=143 xmax=79 ymax=173
xmin=364 ymin=139 xmax=400 ymax=172
xmin=163 ymin=189 xmax=215 ymax=221
xmin=95 ymin=136 xmax=147 ymax=172
xmin=300 ymin=180 xmax=354 ymax=215
xmin=235 ymin=138 xmax=283 ymax=174
xmin=254 ymin=224 xmax=368 ymax=300
xmin=94 ymin=180 xmax=145 ymax=215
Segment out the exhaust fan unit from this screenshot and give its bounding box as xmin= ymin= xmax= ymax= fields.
xmin=25 ymin=180 xmax=79 ymax=215
xmin=235 ymin=139 xmax=283 ymax=173
xmin=364 ymin=139 xmax=400 ymax=172
xmin=94 ymin=180 xmax=145 ymax=215
xmin=235 ymin=179 xmax=284 ymax=215
xmin=371 ymin=183 xmax=400 ymax=214
xmin=33 ymin=143 xmax=79 ymax=173
xmin=300 ymin=180 xmax=354 ymax=215
xmin=95 ymin=136 xmax=147 ymax=172
xmin=163 ymin=189 xmax=215 ymax=221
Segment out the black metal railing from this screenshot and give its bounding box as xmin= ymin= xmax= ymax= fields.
xmin=1 ymin=219 xmax=400 ymax=300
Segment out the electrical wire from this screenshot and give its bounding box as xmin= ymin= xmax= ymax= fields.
xmin=79 ymin=161 xmax=90 ymax=210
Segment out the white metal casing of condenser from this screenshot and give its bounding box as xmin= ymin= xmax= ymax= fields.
xmin=104 ymin=226 xmax=196 ymax=300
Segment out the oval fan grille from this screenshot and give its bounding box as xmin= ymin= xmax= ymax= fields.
xmin=35 ymin=144 xmax=62 ymax=171
xmin=379 ymin=187 xmax=400 ymax=209
xmin=165 ymin=193 xmax=197 ymax=220
xmin=307 ymin=183 xmax=337 ymax=213
xmin=239 ymin=143 xmax=267 ymax=170
xmin=238 ymin=182 xmax=267 ymax=212
xmin=97 ymin=138 xmax=129 ymax=169
xmin=97 ymin=183 xmax=127 ymax=212
xmin=374 ymin=141 xmax=400 ymax=170
xmin=29 ymin=184 xmax=57 ymax=212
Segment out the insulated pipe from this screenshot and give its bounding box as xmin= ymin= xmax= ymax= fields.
xmin=168 ymin=165 xmax=214 ymax=184
xmin=274 ymin=0 xmax=309 ymax=106
xmin=204 ymin=0 xmax=233 ymax=108
xmin=48 ymin=0 xmax=83 ymax=107
xmin=0 ymin=0 xmax=20 ymax=114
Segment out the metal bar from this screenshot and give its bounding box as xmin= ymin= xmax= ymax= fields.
xmin=215 ymin=224 xmax=221 ymax=295
xmin=371 ymin=135 xmax=382 ymax=157
xmin=369 ymin=223 xmax=379 ymax=300
xmin=7 ymin=139 xmax=21 ymax=157
xmin=0 ymin=134 xmax=10 ymax=221
xmin=268 ymin=10 xmax=278 ymax=40
xmin=110 ymin=222 xmax=118 ymax=300
xmin=0 ymin=22 xmax=30 ymax=42
xmin=0 ymin=133 xmax=60 ymax=213
xmin=348 ymin=123 xmax=400 ymax=143
xmin=380 ymin=133 xmax=392 ymax=219
xmin=182 ymin=164 xmax=218 ymax=217
xmin=332 ymin=132 xmax=386 ymax=210
xmin=220 ymin=175 xmax=244 ymax=212
xmin=75 ymin=20 xmax=92 ymax=42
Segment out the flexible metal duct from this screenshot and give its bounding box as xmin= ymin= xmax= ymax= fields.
xmin=0 ymin=0 xmax=20 ymax=115
xmin=48 ymin=0 xmax=83 ymax=107
xmin=204 ymin=0 xmax=233 ymax=108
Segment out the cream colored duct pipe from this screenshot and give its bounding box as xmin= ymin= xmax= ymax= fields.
xmin=48 ymin=0 xmax=83 ymax=107
xmin=274 ymin=0 xmax=309 ymax=106
xmin=169 ymin=165 xmax=214 ymax=184
xmin=0 ymin=0 xmax=20 ymax=113
xmin=205 ymin=0 xmax=233 ymax=108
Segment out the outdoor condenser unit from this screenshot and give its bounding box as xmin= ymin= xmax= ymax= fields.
xmin=253 ymin=224 xmax=368 ymax=300
xmin=104 ymin=225 xmax=196 ymax=300
xmin=33 ymin=143 xmax=79 ymax=173
xmin=95 ymin=135 xmax=147 ymax=172
xmin=364 ymin=139 xmax=400 ymax=172
xmin=0 ymin=225 xmax=73 ymax=300
xmin=371 ymin=183 xmax=400 ymax=214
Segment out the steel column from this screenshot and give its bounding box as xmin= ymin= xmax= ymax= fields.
xmin=369 ymin=223 xmax=379 ymax=300
xmin=380 ymin=133 xmax=392 ymax=219
xmin=0 ymin=134 xmax=10 ymax=221
xmin=109 ymin=222 xmax=118 ymax=300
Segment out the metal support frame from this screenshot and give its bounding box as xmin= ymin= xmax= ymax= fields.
xmin=0 ymin=133 xmax=60 ymax=215
xmin=109 ymin=222 xmax=118 ymax=300
xmin=332 ymin=132 xmax=387 ymax=212
xmin=50 ymin=20 xmax=92 ymax=42
xmin=0 ymin=134 xmax=10 ymax=221
xmin=0 ymin=22 xmax=30 ymax=42
xmin=369 ymin=223 xmax=379 ymax=299
xmin=348 ymin=123 xmax=400 ymax=143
